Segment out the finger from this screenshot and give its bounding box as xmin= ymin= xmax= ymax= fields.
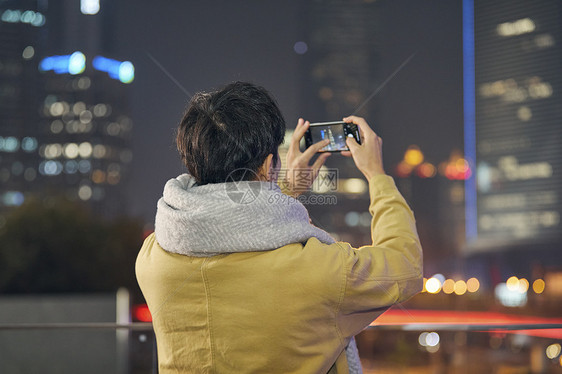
xmin=311 ymin=153 xmax=330 ymax=178
xmin=343 ymin=115 xmax=374 ymax=139
xmin=342 ymin=115 xmax=369 ymax=129
xmin=312 ymin=152 xmax=330 ymax=170
xmin=345 ymin=136 xmax=360 ymax=152
xmin=301 ymin=138 xmax=330 ymax=161
xmin=340 ymin=150 xmax=353 ymax=157
xmin=290 ymin=119 xmax=309 ymax=153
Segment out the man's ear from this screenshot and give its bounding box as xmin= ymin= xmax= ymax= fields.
xmin=258 ymin=154 xmax=274 ymax=181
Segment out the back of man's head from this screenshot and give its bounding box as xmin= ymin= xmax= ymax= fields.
xmin=176 ymin=81 xmax=286 ymax=185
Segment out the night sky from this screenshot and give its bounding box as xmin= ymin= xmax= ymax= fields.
xmin=112 ymin=0 xmax=463 ymax=225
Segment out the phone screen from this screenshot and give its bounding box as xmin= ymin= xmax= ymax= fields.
xmin=309 ymin=123 xmax=348 ymax=152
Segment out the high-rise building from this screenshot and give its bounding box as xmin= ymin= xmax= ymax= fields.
xmin=298 ymin=0 xmax=381 ymax=247
xmin=0 ymin=1 xmax=46 ymax=213
xmin=464 ymin=0 xmax=562 ymax=254
xmin=0 ymin=0 xmax=134 ymax=219
xmin=37 ymin=54 xmax=133 ymax=217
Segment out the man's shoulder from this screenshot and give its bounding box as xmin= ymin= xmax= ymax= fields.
xmin=261 ymin=237 xmax=351 ymax=269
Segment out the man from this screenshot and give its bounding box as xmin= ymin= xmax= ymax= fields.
xmin=136 ymin=81 xmax=423 ymax=373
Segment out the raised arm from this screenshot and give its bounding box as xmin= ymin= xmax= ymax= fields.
xmin=336 ymin=116 xmax=423 ymax=337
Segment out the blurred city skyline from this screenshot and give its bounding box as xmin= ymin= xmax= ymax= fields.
xmin=110 ymin=0 xmax=464 ymax=224
xmin=2 ymin=1 xmax=562 ymax=372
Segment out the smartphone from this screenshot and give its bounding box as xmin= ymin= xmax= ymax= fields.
xmin=304 ymin=121 xmax=361 ymax=152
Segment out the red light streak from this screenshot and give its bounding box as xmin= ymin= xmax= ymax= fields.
xmin=372 ymin=308 xmax=562 ymax=338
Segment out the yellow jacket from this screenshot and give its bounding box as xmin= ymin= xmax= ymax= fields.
xmin=136 ymin=175 xmax=423 ymax=373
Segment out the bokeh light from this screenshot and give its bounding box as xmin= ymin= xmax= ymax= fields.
xmin=518 ymin=278 xmax=529 ymax=293
xmin=454 ymin=280 xmax=467 ymax=295
xmin=546 ymin=343 xmax=561 ymax=360
xmin=22 ymin=45 xmax=35 ymax=59
xmin=467 ymin=277 xmax=480 ymax=293
xmin=442 ymin=279 xmax=455 ymax=294
xmin=419 ymin=331 xmax=440 ymax=352
xmin=506 ymin=276 xmax=519 ymax=291
xmin=532 ymin=279 xmax=545 ymax=294
xmin=425 ymin=277 xmax=442 ymax=294
xmin=416 ymin=162 xmax=436 ymax=178
xmin=293 ymin=41 xmax=308 ymax=54
xmin=404 ymin=145 xmax=424 ymax=166
xmin=343 ymin=178 xmax=367 ymax=194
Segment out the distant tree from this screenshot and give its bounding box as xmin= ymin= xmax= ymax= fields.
xmin=0 ymin=197 xmax=144 ymax=300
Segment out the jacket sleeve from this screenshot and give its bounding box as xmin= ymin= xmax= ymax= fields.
xmin=335 ymin=174 xmax=423 ymax=338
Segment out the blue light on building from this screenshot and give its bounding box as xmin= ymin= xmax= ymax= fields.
xmin=463 ymin=0 xmax=477 ymax=242
xmin=92 ymin=56 xmax=135 ymax=84
xmin=39 ymin=52 xmax=86 ymax=75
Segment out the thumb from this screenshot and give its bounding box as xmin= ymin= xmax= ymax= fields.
xmin=346 ymin=136 xmax=359 ymax=152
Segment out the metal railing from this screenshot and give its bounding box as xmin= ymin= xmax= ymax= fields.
xmin=1 ymin=322 xmax=561 ymax=373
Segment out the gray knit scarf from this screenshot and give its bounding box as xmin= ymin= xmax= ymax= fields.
xmin=155 ymin=173 xmax=362 ymax=374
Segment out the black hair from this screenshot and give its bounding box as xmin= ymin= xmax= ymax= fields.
xmin=176 ymin=81 xmax=286 ymax=185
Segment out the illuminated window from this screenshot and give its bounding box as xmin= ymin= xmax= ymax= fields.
xmin=78 ymin=185 xmax=93 ymax=200
xmin=81 ymin=0 xmax=100 ymax=15
xmin=93 ymin=104 xmax=108 ymax=117
xmin=66 ymin=120 xmax=79 ymax=134
xmin=3 ymin=137 xmax=19 ymax=152
xmin=93 ymin=145 xmax=107 ymax=159
xmin=40 ymin=160 xmax=63 ymax=176
xmin=21 ymin=137 xmax=38 ymax=152
xmin=1 ymin=9 xmax=45 ymax=26
xmin=78 ymin=160 xmax=91 ymax=173
xmin=50 ymin=120 xmax=64 ymax=134
xmin=72 ymin=102 xmax=86 ymax=115
xmin=107 ymin=122 xmax=120 ymax=136
xmin=78 ymin=142 xmax=93 ymax=158
xmin=22 ymin=46 xmax=35 ymax=60
xmin=2 ymin=191 xmax=24 ymax=206
xmin=64 ymin=161 xmax=79 ymax=174
xmin=92 ymin=170 xmax=106 ymax=184
xmin=63 ymin=143 xmax=79 ymax=159
xmin=497 ymin=18 xmax=535 ymax=37
xmin=77 ymin=77 xmax=91 ymax=89
xmin=79 ymin=110 xmax=93 ymax=124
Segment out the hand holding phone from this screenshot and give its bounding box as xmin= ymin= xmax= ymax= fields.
xmin=304 ymin=121 xmax=362 ymax=152
xmin=341 ymin=115 xmax=385 ymax=180
xmin=283 ymin=119 xmax=332 ymax=197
